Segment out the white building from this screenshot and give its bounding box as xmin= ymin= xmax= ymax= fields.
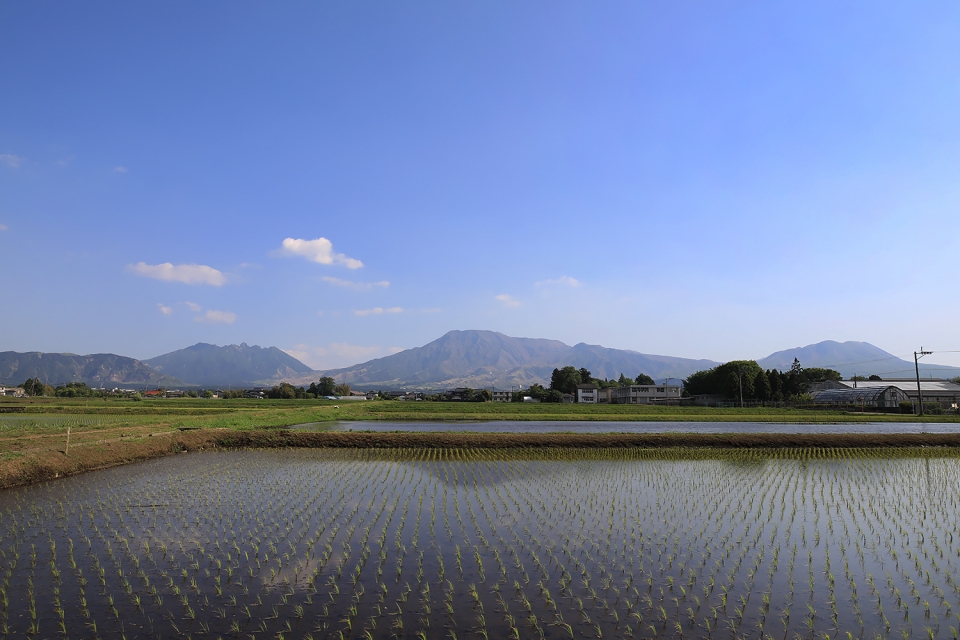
xmin=613 ymin=384 xmax=682 ymax=404
xmin=576 ymin=384 xmax=599 ymax=403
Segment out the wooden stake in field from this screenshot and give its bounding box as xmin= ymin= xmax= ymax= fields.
xmin=65 ymin=425 xmax=71 ymax=455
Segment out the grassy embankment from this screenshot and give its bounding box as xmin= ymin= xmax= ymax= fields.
xmin=1 ymin=396 xmax=957 ymax=489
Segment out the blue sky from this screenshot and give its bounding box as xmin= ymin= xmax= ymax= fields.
xmin=2 ymin=1 xmax=960 ymax=371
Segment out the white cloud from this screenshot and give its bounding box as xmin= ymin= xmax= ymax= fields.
xmin=353 ymin=307 xmax=403 ymax=316
xmin=277 ymin=237 xmax=363 ymax=269
xmin=113 ymin=166 xmax=128 ymax=173
xmin=0 ymin=224 xmax=7 ymax=232
xmin=536 ymin=275 xmax=582 ymax=288
xmin=495 ymin=294 xmax=521 ymax=307
xmin=322 ymin=276 xmax=389 ymax=291
xmin=0 ymin=154 xmax=23 ymax=168
xmin=183 ymin=301 xmax=203 ymax=312
xmin=284 ymin=343 xmax=404 ymax=370
xmin=194 ymin=309 xmax=236 ymax=324
xmin=157 ymin=303 xmax=173 ymax=316
xmin=128 ymin=262 xmax=226 ymax=286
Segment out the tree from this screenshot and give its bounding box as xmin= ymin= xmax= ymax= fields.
xmin=753 ymin=370 xmax=771 ymax=401
xmin=682 ymin=370 xmax=712 ymax=396
xmin=635 ymin=373 xmax=655 ymax=385
xmin=20 ymin=377 xmax=45 ymax=396
xmin=475 ymin=389 xmax=492 ymax=402
xmin=268 ymin=383 xmax=298 ymax=399
xmin=767 ymin=370 xmax=783 ymax=401
xmin=578 ymin=368 xmax=593 ymax=385
xmin=316 ymin=377 xmax=337 ymax=396
xmin=868 ymin=374 xmax=883 ymax=381
xmin=617 ymin=374 xmax=634 ymax=387
xmin=790 ymin=358 xmax=803 ymax=377
xmin=334 ymin=383 xmax=351 ymax=397
xmin=524 ymin=384 xmax=548 ymax=402
xmin=804 ymin=368 xmax=842 ymax=383
xmin=684 ymin=360 xmax=762 ymax=399
xmin=549 ymin=366 xmax=582 ymax=395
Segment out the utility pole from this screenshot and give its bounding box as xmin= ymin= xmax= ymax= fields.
xmin=915 ymin=348 xmax=932 ymax=416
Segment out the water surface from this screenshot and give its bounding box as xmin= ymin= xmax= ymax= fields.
xmin=290 ymin=419 xmax=960 ymax=434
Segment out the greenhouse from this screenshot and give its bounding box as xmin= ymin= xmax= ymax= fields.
xmin=810 ymin=385 xmax=911 ymax=408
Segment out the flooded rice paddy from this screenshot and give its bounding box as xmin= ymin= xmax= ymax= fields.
xmin=3 ymin=447 xmax=960 ymax=639
xmin=293 ymin=419 xmax=960 ymax=434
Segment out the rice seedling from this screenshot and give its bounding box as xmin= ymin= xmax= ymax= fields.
xmin=1 ymin=446 xmax=960 ymax=637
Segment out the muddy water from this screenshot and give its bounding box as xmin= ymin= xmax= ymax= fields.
xmin=1 ymin=448 xmax=959 ymax=638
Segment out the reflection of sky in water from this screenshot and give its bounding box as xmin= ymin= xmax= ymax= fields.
xmin=293 ymin=419 xmax=960 ymax=434
xmin=1 ymin=449 xmax=960 ymax=639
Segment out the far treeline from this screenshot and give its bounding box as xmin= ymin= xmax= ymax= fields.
xmin=683 ymin=359 xmax=843 ymax=401
xmin=514 ymin=367 xmax=655 ymax=403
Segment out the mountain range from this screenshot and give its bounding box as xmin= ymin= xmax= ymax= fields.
xmin=284 ymin=330 xmax=721 ymax=389
xmin=2 ymin=332 xmax=958 ymax=389
xmin=0 ymin=351 xmax=185 ymax=388
xmin=289 ymin=331 xmax=960 ymax=389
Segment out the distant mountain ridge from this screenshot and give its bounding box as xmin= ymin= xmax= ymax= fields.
xmin=284 ymin=330 xmax=722 ymax=389
xmin=144 ymin=343 xmax=314 ymax=387
xmin=0 ymin=351 xmax=185 ymax=387
xmin=0 ymin=343 xmax=314 ymax=388
xmin=756 ymin=340 xmax=960 ymax=379
xmin=4 ymin=334 xmax=957 ymax=391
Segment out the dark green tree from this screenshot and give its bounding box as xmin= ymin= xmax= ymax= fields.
xmin=868 ymin=374 xmax=883 ymax=381
xmin=753 ymin=369 xmax=772 ymax=401
xmin=617 ymin=374 xmax=634 ymax=387
xmin=524 ymin=384 xmax=548 ymax=401
xmin=268 ymin=383 xmax=297 ymax=399
xmin=783 ymin=359 xmax=808 ymax=398
xmin=578 ymin=368 xmax=593 ymax=385
xmin=20 ymin=377 xmax=45 ymax=396
xmin=767 ymin=370 xmax=783 ymax=400
xmin=317 ymin=377 xmax=337 ymax=396
xmin=682 ymin=370 xmax=713 ymax=396
xmin=635 ymin=373 xmax=655 ymax=385
xmin=550 ymin=367 xmax=582 ymax=395
xmin=804 ymin=367 xmax=842 ymax=383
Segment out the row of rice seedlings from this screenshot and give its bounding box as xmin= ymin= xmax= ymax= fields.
xmin=1 ymin=447 xmax=960 ymax=638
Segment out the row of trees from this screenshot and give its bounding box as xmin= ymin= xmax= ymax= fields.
xmin=683 ymin=358 xmax=841 ymax=401
xmin=263 ymin=379 xmax=352 ymax=399
xmin=548 ymin=366 xmax=656 ymax=396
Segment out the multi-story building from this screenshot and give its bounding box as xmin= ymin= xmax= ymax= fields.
xmin=613 ymin=384 xmax=682 ymax=404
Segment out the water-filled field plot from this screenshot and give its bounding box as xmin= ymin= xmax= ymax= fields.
xmin=2 ymin=448 xmax=960 ymax=639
